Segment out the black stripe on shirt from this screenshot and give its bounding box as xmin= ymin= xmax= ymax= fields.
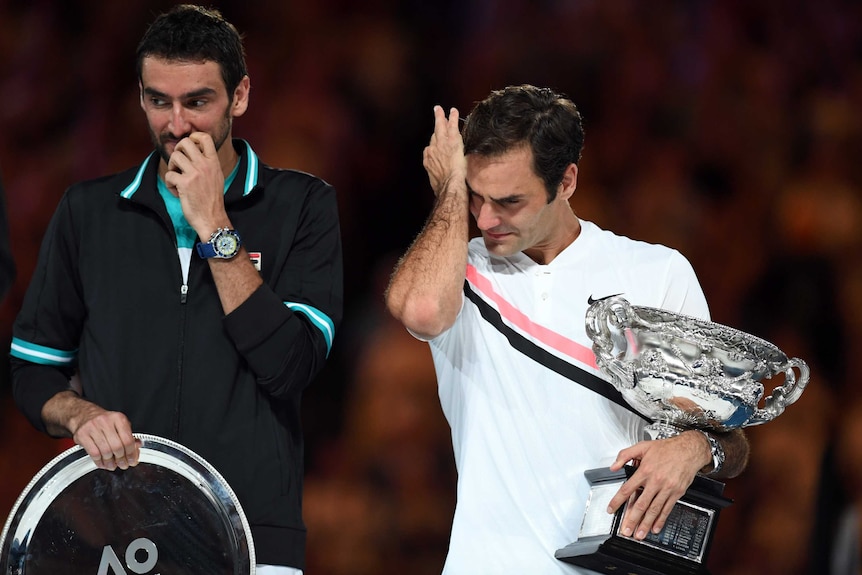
xmin=463 ymin=280 xmax=647 ymax=420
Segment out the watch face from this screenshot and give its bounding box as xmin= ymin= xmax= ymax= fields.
xmin=214 ymin=230 xmax=240 ymax=257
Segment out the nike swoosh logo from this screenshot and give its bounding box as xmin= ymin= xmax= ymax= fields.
xmin=587 ymin=293 xmax=622 ymax=305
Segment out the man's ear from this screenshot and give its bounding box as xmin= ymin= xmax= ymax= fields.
xmin=231 ymin=75 xmax=250 ymax=118
xmin=558 ymin=163 xmax=578 ymax=202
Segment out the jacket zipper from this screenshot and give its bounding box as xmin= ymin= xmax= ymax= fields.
xmin=174 ymin=281 xmax=188 ymax=437
xmin=122 ymin=178 xmax=195 ymax=441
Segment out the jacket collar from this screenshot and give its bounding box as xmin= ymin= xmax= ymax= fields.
xmin=119 ymin=139 xmax=261 ymax=205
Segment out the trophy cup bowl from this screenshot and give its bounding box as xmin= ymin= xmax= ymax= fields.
xmin=556 ymin=295 xmax=810 ymax=575
xmin=584 ymin=295 xmax=809 ymax=440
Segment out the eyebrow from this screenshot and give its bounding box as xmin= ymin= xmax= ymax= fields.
xmin=142 ymin=86 xmax=218 ymax=100
xmin=467 ymin=184 xmax=523 ymax=203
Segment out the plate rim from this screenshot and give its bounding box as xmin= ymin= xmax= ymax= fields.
xmin=0 ymin=433 xmax=256 ymax=573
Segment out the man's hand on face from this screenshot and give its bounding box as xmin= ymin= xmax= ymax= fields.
xmin=423 ymin=105 xmax=467 ymax=197
xmin=164 ymin=132 xmax=228 ymax=236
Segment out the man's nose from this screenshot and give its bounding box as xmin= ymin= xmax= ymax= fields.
xmin=475 ymin=202 xmax=500 ymax=230
xmin=168 ymin=104 xmax=191 ymax=136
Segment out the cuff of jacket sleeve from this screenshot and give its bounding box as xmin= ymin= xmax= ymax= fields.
xmin=223 ymin=284 xmax=291 ymax=351
xmin=11 ymin=361 xmax=75 ymax=435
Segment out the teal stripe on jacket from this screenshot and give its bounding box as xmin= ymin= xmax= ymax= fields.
xmin=10 ymin=337 xmax=77 ymax=366
xmin=285 ymin=302 xmax=335 ymax=356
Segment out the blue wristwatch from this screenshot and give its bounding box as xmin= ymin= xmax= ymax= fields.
xmin=196 ymin=228 xmax=242 ymax=259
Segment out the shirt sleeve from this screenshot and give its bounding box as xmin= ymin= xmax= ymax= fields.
xmin=222 ymin=179 xmax=343 ymax=398
xmin=10 ymin=191 xmax=82 ymax=432
xmin=659 ymin=249 xmax=710 ymax=321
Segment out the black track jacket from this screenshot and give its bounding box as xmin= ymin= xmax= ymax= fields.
xmin=10 ymin=139 xmax=343 ymax=569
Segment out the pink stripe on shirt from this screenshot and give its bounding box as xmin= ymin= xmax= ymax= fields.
xmin=466 ymin=264 xmax=598 ymax=369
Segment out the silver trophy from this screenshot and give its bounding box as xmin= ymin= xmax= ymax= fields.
xmin=556 ymin=295 xmax=809 ymax=575
xmin=586 ymin=295 xmax=809 ymax=439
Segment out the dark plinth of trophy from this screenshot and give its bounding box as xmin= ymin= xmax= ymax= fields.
xmin=555 ymin=466 xmax=732 ymax=575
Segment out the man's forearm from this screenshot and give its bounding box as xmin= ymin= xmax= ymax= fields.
xmin=206 ymin=246 xmax=264 ymax=314
xmin=385 ymin=181 xmax=470 ymax=338
xmin=711 ymin=428 xmax=750 ymax=479
xmin=40 ymin=390 xmax=87 ymax=438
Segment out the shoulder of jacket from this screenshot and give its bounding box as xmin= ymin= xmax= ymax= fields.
xmin=255 ymin=167 xmax=336 ymax=203
xmin=259 ymin=165 xmax=331 ymax=187
xmin=63 ymin=164 xmax=148 ymax=198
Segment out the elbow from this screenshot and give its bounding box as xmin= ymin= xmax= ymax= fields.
xmin=386 ymin=292 xmax=453 ymax=339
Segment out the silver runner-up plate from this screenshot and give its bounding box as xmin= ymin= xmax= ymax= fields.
xmin=0 ymin=434 xmax=255 ymax=575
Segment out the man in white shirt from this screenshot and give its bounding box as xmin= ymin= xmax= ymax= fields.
xmin=385 ymin=84 xmax=749 ymax=574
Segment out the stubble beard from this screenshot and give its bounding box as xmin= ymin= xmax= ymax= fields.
xmin=482 ymin=232 xmax=521 ymax=258
xmin=151 ymin=112 xmax=233 ymax=165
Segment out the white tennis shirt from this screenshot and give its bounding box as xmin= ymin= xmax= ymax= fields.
xmin=425 ymin=219 xmax=710 ymax=574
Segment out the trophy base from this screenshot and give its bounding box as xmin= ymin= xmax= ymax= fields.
xmin=556 ymin=537 xmax=712 ymax=575
xmin=555 ymin=466 xmax=731 ymax=575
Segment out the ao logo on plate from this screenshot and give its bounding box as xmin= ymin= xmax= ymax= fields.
xmin=97 ymin=538 xmax=158 ymax=575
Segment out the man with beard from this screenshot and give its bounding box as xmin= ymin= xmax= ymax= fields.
xmin=385 ymin=85 xmax=749 ymax=573
xmin=9 ymin=6 xmax=342 ymax=574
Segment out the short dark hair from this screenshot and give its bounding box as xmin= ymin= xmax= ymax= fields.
xmin=462 ymin=85 xmax=585 ymax=201
xmin=136 ymin=4 xmax=248 ymax=97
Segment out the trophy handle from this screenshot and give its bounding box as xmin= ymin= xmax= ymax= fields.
xmin=585 ymin=297 xmax=616 ymax=357
xmin=585 ymin=296 xmax=633 ymax=390
xmin=747 ymin=357 xmax=810 ymax=426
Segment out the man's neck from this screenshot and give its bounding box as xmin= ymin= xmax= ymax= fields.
xmin=524 ymin=212 xmax=582 ymax=265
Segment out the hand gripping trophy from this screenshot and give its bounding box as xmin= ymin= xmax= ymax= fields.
xmin=556 ymin=295 xmax=809 ymax=575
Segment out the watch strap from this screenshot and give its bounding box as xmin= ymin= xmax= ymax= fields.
xmin=698 ymin=430 xmax=725 ymax=475
xmin=195 ymin=241 xmax=218 ymax=258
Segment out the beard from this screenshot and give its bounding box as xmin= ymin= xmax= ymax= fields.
xmin=150 ymin=111 xmax=233 ymax=165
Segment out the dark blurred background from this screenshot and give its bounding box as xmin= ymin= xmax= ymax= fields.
xmin=1 ymin=1 xmax=861 ymax=573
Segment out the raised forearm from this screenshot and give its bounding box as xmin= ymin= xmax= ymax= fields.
xmin=386 ymin=105 xmax=471 ymax=339
xmin=385 ymin=181 xmax=470 ymax=338
xmin=206 ymin=245 xmax=264 ymax=314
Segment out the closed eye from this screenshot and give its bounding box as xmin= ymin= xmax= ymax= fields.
xmin=469 ymin=190 xmax=522 ymax=206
